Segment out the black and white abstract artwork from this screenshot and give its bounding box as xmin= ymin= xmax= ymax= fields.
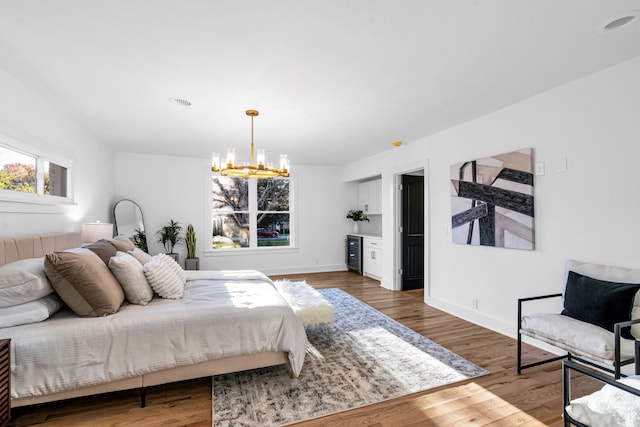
xmin=450 ymin=148 xmax=534 ymax=250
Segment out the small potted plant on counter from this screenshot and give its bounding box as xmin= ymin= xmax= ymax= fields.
xmin=346 ymin=209 xmax=369 ymax=234
xmin=184 ymin=224 xmax=199 ymax=270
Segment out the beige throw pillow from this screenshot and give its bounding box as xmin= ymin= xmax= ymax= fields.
xmin=44 ymin=249 xmax=124 ymax=317
xmin=143 ymin=256 xmax=184 ymax=299
xmin=110 ymin=235 xmax=136 ymax=252
xmin=85 ymin=239 xmax=118 ymax=265
xmin=108 ymin=252 xmax=154 ymax=305
xmin=128 ymin=248 xmax=153 ymax=265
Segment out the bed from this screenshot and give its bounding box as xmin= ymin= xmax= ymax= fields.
xmin=0 ymin=231 xmax=307 ymax=408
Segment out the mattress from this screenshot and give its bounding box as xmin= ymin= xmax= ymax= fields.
xmin=2 ymin=270 xmax=308 ymax=399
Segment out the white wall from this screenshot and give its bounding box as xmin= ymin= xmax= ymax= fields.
xmin=0 ymin=67 xmax=114 ymax=237
xmin=343 ymin=56 xmax=640 ymax=338
xmin=114 ymin=152 xmax=352 ymax=274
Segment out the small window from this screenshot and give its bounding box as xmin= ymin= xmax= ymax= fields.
xmin=256 ymin=179 xmax=290 ymax=248
xmin=0 ymin=147 xmax=36 ymax=194
xmin=44 ymin=161 xmax=68 ymax=197
xmin=211 ymin=177 xmax=250 ymax=248
xmin=0 ymin=143 xmax=71 ymax=202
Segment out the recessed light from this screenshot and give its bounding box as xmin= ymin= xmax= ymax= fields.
xmin=392 ymin=141 xmax=402 ymax=147
xmin=597 ymin=11 xmax=640 ymax=32
xmin=168 ymin=97 xmax=192 ymax=107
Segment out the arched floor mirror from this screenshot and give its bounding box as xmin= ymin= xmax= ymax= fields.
xmin=113 ymin=199 xmax=148 ymax=252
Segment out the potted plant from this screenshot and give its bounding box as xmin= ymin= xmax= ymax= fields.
xmin=184 ymin=224 xmax=199 ymax=270
xmin=157 ymin=219 xmax=183 ymax=262
xmin=131 ymin=228 xmax=148 ymax=253
xmin=346 ymin=209 xmax=369 ymax=234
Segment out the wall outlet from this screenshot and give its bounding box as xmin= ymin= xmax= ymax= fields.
xmin=472 ymin=298 xmax=479 ymax=310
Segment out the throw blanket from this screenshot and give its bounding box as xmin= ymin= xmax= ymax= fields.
xmin=566 ymin=375 xmax=640 ymax=427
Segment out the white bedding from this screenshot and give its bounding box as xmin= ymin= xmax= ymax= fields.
xmin=2 ymin=270 xmax=307 ymax=399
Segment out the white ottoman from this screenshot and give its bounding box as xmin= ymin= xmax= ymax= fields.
xmin=273 ymin=280 xmax=334 ymax=328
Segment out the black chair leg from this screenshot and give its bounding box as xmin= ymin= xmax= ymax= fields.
xmin=517 ymin=331 xmax=523 ymax=374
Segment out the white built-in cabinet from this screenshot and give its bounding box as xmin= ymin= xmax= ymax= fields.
xmin=363 ymin=237 xmax=382 ymax=280
xmin=357 ymin=178 xmax=381 ymax=215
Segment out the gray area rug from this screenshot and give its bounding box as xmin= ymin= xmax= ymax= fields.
xmin=212 ymin=288 xmax=488 ymax=426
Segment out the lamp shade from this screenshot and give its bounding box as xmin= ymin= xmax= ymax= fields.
xmin=82 ymin=222 xmax=114 ymax=243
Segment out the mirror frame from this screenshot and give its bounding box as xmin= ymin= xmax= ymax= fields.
xmin=113 ymin=199 xmax=146 ymax=246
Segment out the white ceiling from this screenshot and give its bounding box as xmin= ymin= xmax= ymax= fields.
xmin=1 ymin=1 xmax=639 ymax=167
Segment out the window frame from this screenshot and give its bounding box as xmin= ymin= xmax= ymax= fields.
xmin=205 ymin=172 xmax=296 ymax=255
xmin=0 ymin=132 xmax=75 ymax=208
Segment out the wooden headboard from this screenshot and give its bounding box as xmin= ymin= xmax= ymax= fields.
xmin=0 ymin=232 xmax=82 ymax=266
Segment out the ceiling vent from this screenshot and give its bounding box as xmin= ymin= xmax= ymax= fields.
xmin=168 ymin=97 xmax=192 ymax=106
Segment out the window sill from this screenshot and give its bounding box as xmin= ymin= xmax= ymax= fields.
xmin=0 ymin=195 xmax=77 ymax=213
xmin=203 ymin=246 xmax=299 ymax=257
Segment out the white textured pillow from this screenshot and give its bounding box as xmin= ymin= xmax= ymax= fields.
xmin=0 ymin=257 xmax=53 ymax=307
xmin=143 ymin=256 xmax=184 ymax=299
xmin=128 ymin=248 xmax=153 ymax=265
xmin=108 ymin=252 xmax=154 ymax=305
xmin=565 ymin=375 xmax=640 ymax=427
xmin=0 ymin=294 xmax=63 ymax=328
xmin=157 ymin=253 xmax=186 ymax=282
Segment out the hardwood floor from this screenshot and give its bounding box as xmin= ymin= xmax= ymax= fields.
xmin=9 ymin=271 xmax=595 ymax=426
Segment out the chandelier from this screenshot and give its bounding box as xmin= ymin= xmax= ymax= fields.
xmin=211 ymin=110 xmax=290 ymax=178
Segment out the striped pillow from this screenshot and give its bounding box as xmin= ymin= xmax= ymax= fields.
xmin=156 ymin=253 xmax=187 ymax=282
xmin=143 ymin=255 xmax=184 ymax=299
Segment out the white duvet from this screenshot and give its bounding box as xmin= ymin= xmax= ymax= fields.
xmin=3 ymin=270 xmax=308 ymax=399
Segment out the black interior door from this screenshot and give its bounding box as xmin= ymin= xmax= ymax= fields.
xmin=402 ymin=174 xmax=424 ymax=290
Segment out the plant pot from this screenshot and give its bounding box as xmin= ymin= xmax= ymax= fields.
xmin=168 ymin=253 xmax=179 ymax=264
xmin=185 ymin=258 xmax=200 ymax=271
xmin=353 ymin=222 xmax=359 ymax=234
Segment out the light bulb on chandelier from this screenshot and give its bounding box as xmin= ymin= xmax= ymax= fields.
xmin=211 ymin=110 xmax=290 ymax=179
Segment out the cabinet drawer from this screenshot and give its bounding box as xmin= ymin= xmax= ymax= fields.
xmin=363 ymin=237 xmax=382 ymax=249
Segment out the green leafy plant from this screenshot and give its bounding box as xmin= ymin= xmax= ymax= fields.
xmin=131 ymin=228 xmax=148 ymax=253
xmin=185 ymin=224 xmax=196 ymax=259
xmin=346 ymin=209 xmax=370 ymax=222
xmin=157 ymin=219 xmax=183 ymax=254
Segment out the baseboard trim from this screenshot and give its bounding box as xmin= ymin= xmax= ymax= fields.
xmin=260 ymin=264 xmax=348 ymax=276
xmin=426 ymin=296 xmax=514 ymax=339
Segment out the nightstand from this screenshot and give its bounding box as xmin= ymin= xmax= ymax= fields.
xmin=0 ymin=339 xmax=9 ymax=427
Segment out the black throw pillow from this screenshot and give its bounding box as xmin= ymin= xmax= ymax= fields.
xmin=561 ymin=271 xmax=640 ymax=339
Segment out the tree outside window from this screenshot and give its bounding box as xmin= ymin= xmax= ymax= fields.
xmin=211 ymin=176 xmax=291 ymax=249
xmin=0 ymin=146 xmax=68 ymax=198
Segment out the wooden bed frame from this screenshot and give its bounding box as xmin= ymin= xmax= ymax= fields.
xmin=0 ymin=231 xmax=290 ymax=408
